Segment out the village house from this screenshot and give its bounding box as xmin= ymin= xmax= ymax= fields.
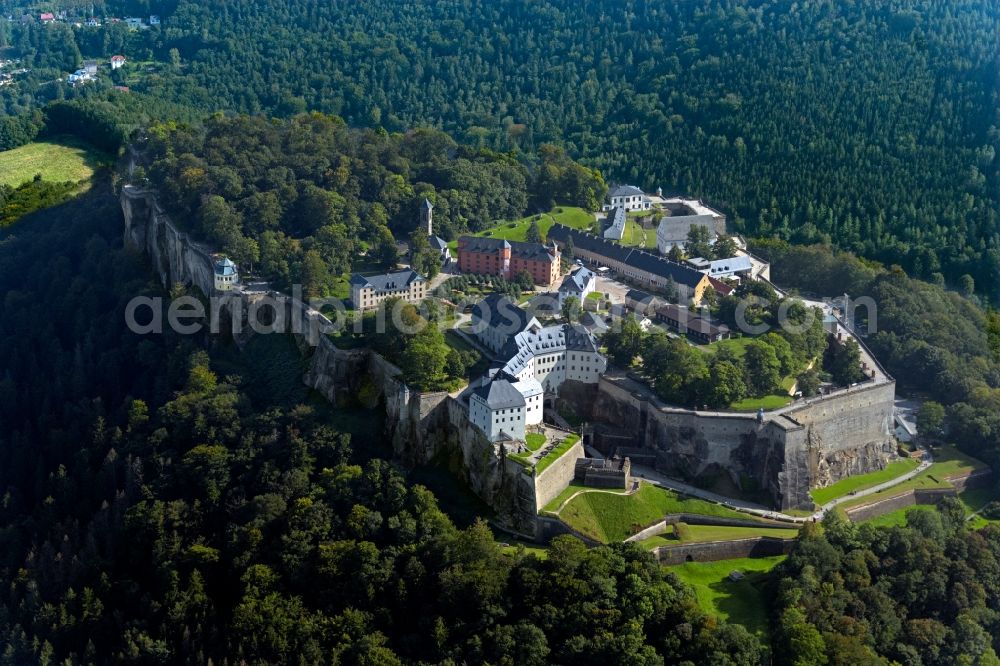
xmin=558 ymin=266 xmax=596 ymax=307
xmin=547 ymin=224 xmax=711 ymax=305
xmin=111 ymin=55 xmax=126 ymax=70
xmin=604 ymin=185 xmax=652 ymax=212
xmin=39 ymin=12 xmax=55 ymax=22
xmin=654 ymin=303 xmax=730 ymax=344
xmin=349 ymin=269 xmax=427 ymax=310
xmin=457 ymin=236 xmax=560 ymax=286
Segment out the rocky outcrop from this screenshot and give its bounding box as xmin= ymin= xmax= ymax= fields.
xmin=122 ymin=186 xmax=217 ymax=295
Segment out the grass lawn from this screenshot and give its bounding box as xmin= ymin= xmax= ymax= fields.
xmin=619 ymin=217 xmax=656 ymax=248
xmin=839 ymin=445 xmax=988 ymax=510
xmin=541 ymin=481 xmax=630 ymax=514
xmin=860 ymin=504 xmax=935 ymax=528
xmin=535 ymin=434 xmax=581 ymax=474
xmin=668 ymin=555 xmax=786 ymax=641
xmin=701 ymin=337 xmax=756 ymax=359
xmin=729 ymin=395 xmax=793 ymax=411
xmin=0 ymin=138 xmax=109 ymax=188
xmin=525 ymin=433 xmax=546 ymax=452
xmin=559 ymin=482 xmax=773 ymax=543
xmin=475 ymin=206 xmax=595 ymax=242
xmin=810 ymin=458 xmax=921 ymax=505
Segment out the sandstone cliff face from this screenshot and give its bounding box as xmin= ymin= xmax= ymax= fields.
xmin=122 ymin=186 xmax=217 ymax=295
xmin=122 ymin=186 xmax=540 ymax=531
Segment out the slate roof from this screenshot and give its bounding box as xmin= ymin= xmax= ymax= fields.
xmin=610 ymin=185 xmax=646 ymax=198
xmin=655 ymin=303 xmax=729 ymax=338
xmin=214 ymin=257 xmax=237 ymax=277
xmin=458 ymin=236 xmax=557 ymax=263
xmin=350 ymin=269 xmax=425 ymax=291
xmin=471 ymin=376 xmax=526 ymax=410
xmin=625 ymin=289 xmax=653 ymax=303
xmin=429 ymin=236 xmax=449 ymax=252
xmin=559 ymin=266 xmax=595 ymax=294
xmin=547 ymin=225 xmax=632 ymax=264
xmin=422 ymin=198 xmax=433 ymax=210
xmin=627 ymin=250 xmax=706 ymax=288
xmin=498 ymin=322 xmax=601 ymax=377
xmin=471 ymin=293 xmax=535 ymax=338
xmin=603 ymin=206 xmax=626 ymax=240
xmin=548 ymin=225 xmax=706 ymax=288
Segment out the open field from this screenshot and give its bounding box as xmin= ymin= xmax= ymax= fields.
xmin=668 ymin=555 xmax=786 ymax=641
xmin=810 ymin=458 xmax=921 ymax=505
xmin=0 ymin=139 xmax=109 ymax=188
xmin=860 ymin=504 xmax=935 ymax=528
xmin=558 ymin=481 xmax=773 ymax=543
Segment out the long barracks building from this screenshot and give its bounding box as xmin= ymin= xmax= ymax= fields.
xmin=546 ymin=224 xmax=711 ymax=305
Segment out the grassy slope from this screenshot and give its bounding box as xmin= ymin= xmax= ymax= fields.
xmin=559 ymin=482 xmax=773 ymax=543
xmin=470 ymin=206 xmax=595 ymax=244
xmin=810 ymin=458 xmax=921 ymax=505
xmin=840 ymin=445 xmax=988 ymax=510
xmin=0 ymin=139 xmax=108 ymax=188
xmin=668 ymin=555 xmax=786 ymax=641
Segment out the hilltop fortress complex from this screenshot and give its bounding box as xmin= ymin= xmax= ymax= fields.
xmin=121 ymin=183 xmax=898 ymax=536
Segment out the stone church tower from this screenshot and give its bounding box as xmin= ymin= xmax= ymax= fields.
xmin=421 ymin=198 xmax=433 ymax=235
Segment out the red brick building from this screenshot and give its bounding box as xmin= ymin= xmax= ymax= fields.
xmin=457 ymin=236 xmax=561 ymax=286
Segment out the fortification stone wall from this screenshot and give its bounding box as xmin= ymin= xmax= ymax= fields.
xmin=589 ymin=375 xmax=898 ymax=510
xmin=652 ymin=536 xmax=795 ymax=566
xmin=533 ymin=441 xmax=586 ymax=512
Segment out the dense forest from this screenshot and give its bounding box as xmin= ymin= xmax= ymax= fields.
xmin=0 ymin=185 xmax=767 ymax=664
xmin=774 ymin=508 xmax=1000 ymax=665
xmin=136 ymin=114 xmax=604 ymax=294
xmin=3 ymin=0 xmax=998 ymax=294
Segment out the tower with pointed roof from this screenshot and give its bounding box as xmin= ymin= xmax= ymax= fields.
xmin=420 ymin=198 xmax=433 ymax=236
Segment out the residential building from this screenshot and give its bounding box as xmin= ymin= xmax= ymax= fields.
xmin=149 ymin=14 xmax=160 ymax=25
xmin=457 ymin=236 xmax=560 ymax=286
xmin=83 ymin=60 xmax=98 ymax=76
xmin=625 ymin=289 xmax=657 ymax=315
xmin=558 ymin=266 xmax=596 ymax=306
xmin=604 ymin=185 xmax=652 ymax=212
xmin=655 ymin=198 xmax=727 ymax=252
xmin=602 ymin=206 xmax=626 ymax=240
xmin=111 ymin=55 xmax=126 ymax=70
xmin=125 ymin=17 xmax=143 ymax=28
xmin=39 ymin=12 xmax=55 ymax=22
xmin=349 ymin=269 xmax=427 ymax=310
xmin=470 ymin=293 xmax=541 ymax=354
xmin=547 ymin=225 xmax=711 ymax=305
xmin=213 ymin=257 xmax=239 ymax=292
xmin=654 ymin=303 xmax=730 ymax=344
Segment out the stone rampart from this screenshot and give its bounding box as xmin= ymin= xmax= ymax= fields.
xmin=532 ymin=441 xmax=586 ymax=512
xmin=652 ymin=536 xmax=796 ymax=565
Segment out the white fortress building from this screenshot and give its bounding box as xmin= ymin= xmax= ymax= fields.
xmin=468 ymin=295 xmax=607 ymax=442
